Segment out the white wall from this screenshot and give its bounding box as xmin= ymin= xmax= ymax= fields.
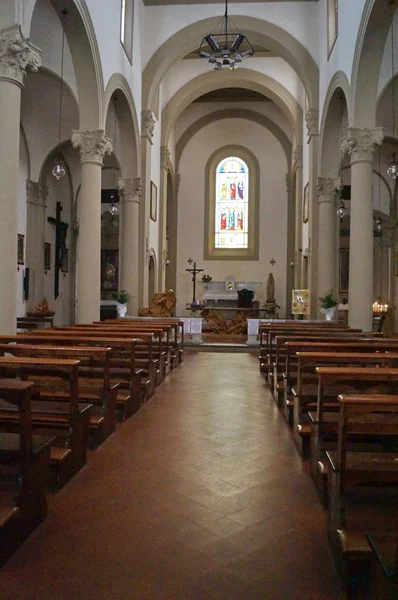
xmin=177 ymin=116 xmax=288 ymax=315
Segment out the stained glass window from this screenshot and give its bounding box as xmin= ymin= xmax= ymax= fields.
xmin=215 ymin=157 xmax=249 ymax=249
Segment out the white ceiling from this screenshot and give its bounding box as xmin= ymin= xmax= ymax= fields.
xmin=144 ymin=0 xmax=317 ymax=5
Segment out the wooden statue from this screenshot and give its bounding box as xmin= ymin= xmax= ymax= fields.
xmin=138 ymin=289 xmax=176 ymax=316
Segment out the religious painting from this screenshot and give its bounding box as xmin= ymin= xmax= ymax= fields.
xmin=303 ymin=183 xmax=309 ymax=223
xmin=44 ymin=242 xmax=51 ymax=271
xmin=61 ymin=248 xmax=69 ymax=273
xmin=339 ymin=248 xmax=349 ymax=293
xmin=215 ymin=156 xmax=249 ymax=249
xmin=150 ymin=181 xmax=157 ymax=222
xmin=17 ymin=234 xmax=24 ymax=265
xmin=292 ymin=289 xmax=310 ymax=315
xmin=101 ymin=249 xmax=119 ymax=292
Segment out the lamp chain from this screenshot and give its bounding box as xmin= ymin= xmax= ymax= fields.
xmin=57 ymin=9 xmax=67 ymax=150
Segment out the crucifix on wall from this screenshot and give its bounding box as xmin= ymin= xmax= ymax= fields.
xmin=186 ymin=258 xmax=204 ymax=305
xmin=48 ymin=201 xmax=69 ymax=299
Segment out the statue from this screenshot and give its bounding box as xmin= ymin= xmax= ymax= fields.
xmin=138 ymin=289 xmax=176 ymax=316
xmin=266 ymin=273 xmax=276 ymax=303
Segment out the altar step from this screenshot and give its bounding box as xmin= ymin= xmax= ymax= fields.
xmin=185 ymin=342 xmax=256 ymax=353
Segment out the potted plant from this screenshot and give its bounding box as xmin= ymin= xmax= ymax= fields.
xmin=112 ymin=289 xmax=130 ymax=317
xmin=319 ymin=289 xmax=338 ymax=321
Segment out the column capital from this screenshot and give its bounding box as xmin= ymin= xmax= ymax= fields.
xmin=0 ymin=25 xmax=41 ymax=87
xmin=160 ymin=146 xmax=171 ymax=171
xmin=118 ymin=177 xmax=142 ymax=203
xmin=341 ymin=127 xmax=384 ymax=163
xmin=293 ymin=145 xmax=303 ymax=169
xmin=141 ymin=110 xmax=156 ymax=144
xmin=305 ymin=109 xmax=319 ymax=142
xmin=316 ymin=177 xmax=341 ymax=203
xmin=71 ymin=129 xmax=113 ymax=165
xmin=26 ymin=180 xmax=48 ymax=207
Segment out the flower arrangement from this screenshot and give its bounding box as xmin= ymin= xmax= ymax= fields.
xmin=319 ymin=289 xmax=338 ymax=309
xmin=28 ymin=298 xmax=55 ymax=317
xmin=112 ymin=289 xmax=130 ymax=304
xmin=202 ymin=274 xmax=212 ymax=283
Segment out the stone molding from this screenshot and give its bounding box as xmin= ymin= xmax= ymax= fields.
xmin=293 ymin=145 xmax=303 ymax=169
xmin=316 ymin=177 xmax=341 ymax=203
xmin=141 ymin=110 xmax=156 ymax=143
xmin=160 ymin=146 xmax=171 ymax=171
xmin=341 ymin=127 xmax=384 ymax=163
xmin=305 ymin=109 xmax=319 ymax=141
xmin=118 ymin=177 xmax=142 ymax=203
xmin=26 ymin=180 xmax=48 ymax=207
xmin=71 ymin=129 xmax=113 ymax=165
xmin=0 ymin=25 xmax=41 ymax=87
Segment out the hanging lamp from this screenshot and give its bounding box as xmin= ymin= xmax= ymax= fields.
xmin=198 ymin=0 xmax=254 ymax=70
xmin=387 ymin=0 xmax=398 ymax=178
xmin=52 ymin=8 xmax=68 ymax=180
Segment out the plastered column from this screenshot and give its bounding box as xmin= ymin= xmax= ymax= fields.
xmin=159 ymin=146 xmax=172 ymax=292
xmin=0 ymin=26 xmax=41 ymax=333
xmin=293 ymin=146 xmax=303 ymax=289
xmin=342 ymin=128 xmax=384 ymax=331
xmin=306 ymin=109 xmax=320 ymax=317
xmin=71 ymin=130 xmax=112 ymax=323
xmin=26 ymin=181 xmax=48 ymax=308
xmin=118 ymin=177 xmax=141 ymax=315
xmin=316 ymin=177 xmax=341 ymax=310
xmin=140 ymin=110 xmax=156 ymax=306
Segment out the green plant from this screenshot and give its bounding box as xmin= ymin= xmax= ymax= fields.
xmin=112 ymin=289 xmax=130 ymax=304
xmin=319 ymin=289 xmax=338 ymax=309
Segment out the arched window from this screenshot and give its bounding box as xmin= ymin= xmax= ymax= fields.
xmin=215 ymin=157 xmax=249 ymax=249
xmin=205 ymin=146 xmax=259 ymax=260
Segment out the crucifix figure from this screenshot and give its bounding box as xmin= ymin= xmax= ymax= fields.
xmin=48 ymin=201 xmax=69 ymax=299
xmin=186 ymin=260 xmax=204 ymax=305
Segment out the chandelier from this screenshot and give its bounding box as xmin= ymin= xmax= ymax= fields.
xmin=387 ymin=0 xmax=398 ymax=178
xmin=52 ymin=8 xmax=68 ymax=180
xmin=198 ymin=0 xmax=254 ymax=70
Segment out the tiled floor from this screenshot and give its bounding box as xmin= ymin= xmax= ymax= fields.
xmin=0 ymin=352 xmax=344 ymax=599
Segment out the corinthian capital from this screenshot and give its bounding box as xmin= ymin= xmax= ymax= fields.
xmin=293 ymin=145 xmax=303 ymax=169
xmin=316 ymin=177 xmax=341 ymax=202
xmin=341 ymin=127 xmax=384 ymax=162
xmin=141 ymin=110 xmax=156 ymax=143
xmin=71 ymin=129 xmax=113 ymax=165
xmin=305 ymin=109 xmax=319 ymax=141
xmin=118 ymin=177 xmax=142 ymax=203
xmin=161 ymin=146 xmax=171 ymax=171
xmin=0 ymin=25 xmax=41 ymax=87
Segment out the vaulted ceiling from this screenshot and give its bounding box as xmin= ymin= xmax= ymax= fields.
xmin=144 ymin=0 xmax=317 ymax=4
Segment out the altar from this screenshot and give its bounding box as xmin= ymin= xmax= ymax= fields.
xmin=203 ymin=276 xmax=262 ymax=306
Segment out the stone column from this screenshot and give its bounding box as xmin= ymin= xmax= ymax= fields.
xmin=140 ymin=110 xmax=156 ymax=305
xmin=341 ymin=127 xmax=384 ymax=331
xmin=159 ymin=146 xmax=172 ymax=291
xmin=285 ymin=172 xmax=295 ymax=314
xmin=306 ymin=109 xmax=320 ymax=317
xmin=316 ymin=177 xmax=341 ymax=309
xmin=293 ymin=146 xmax=303 ymax=290
xmin=71 ymin=130 xmax=112 ymax=323
xmin=26 ymin=180 xmax=48 ymax=308
xmin=0 ymin=26 xmax=41 ymax=332
xmin=118 ymin=177 xmax=141 ymax=315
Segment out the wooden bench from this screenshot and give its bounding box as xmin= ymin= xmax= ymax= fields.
xmin=0 ymin=356 xmax=92 ymax=488
xmin=326 ymin=394 xmax=398 ymax=596
xmin=290 ymin=351 xmax=398 ymax=458
xmin=0 ymin=344 xmax=118 ymax=449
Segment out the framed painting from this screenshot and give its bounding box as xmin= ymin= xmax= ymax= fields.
xmin=339 ymin=248 xmax=349 ymax=293
xmin=303 ymin=183 xmax=309 ymax=223
xmin=101 ymin=249 xmax=119 ymax=292
xmin=17 ymin=234 xmax=24 ymax=265
xmin=150 ymin=181 xmax=157 ymax=222
xmin=44 ymin=242 xmax=51 ymax=271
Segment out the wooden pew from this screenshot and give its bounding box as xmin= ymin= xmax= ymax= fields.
xmin=0 ymin=357 xmax=91 ymax=488
xmin=0 ymin=335 xmax=143 ymax=421
xmin=0 ymin=379 xmax=54 ymax=566
xmin=290 ymin=350 xmax=398 ymax=457
xmin=326 ymin=394 xmax=398 ymax=596
xmin=0 ymin=344 xmax=117 ymax=448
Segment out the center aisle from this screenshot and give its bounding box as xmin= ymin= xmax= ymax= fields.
xmin=0 ymin=352 xmax=343 ymax=599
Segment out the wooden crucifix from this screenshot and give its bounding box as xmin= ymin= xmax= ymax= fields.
xmin=186 ymin=260 xmax=204 ymax=305
xmin=48 ymin=201 xmax=69 ymax=299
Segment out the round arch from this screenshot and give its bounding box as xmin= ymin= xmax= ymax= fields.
xmin=162 ymin=70 xmax=302 ymax=146
xmin=104 ymin=75 xmax=141 ymax=177
xmin=142 ymin=16 xmax=318 ymax=113
xmin=319 ymin=73 xmax=350 ymax=177
xmin=351 ymin=0 xmax=397 ymax=127
xmin=176 ymin=108 xmax=292 ymax=172
xmin=27 ymin=0 xmax=103 ymax=130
